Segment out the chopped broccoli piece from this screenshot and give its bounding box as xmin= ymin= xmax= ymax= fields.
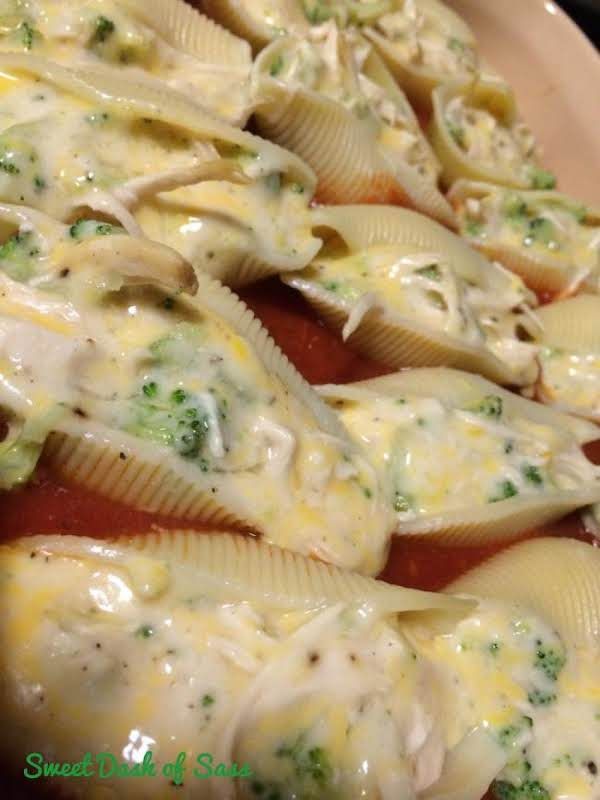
xmin=475 ymin=395 xmax=503 ymax=419
xmin=465 ymin=219 xmax=485 ymax=237
xmin=276 ymin=735 xmax=333 ymax=787
xmin=202 ymin=694 xmax=215 ymax=707
xmin=504 ymin=196 xmax=529 ymax=220
xmin=529 ymin=168 xmax=556 ymax=190
xmin=534 ymin=641 xmax=566 ymax=681
xmin=490 ymin=480 xmax=519 ymax=503
xmin=528 ymin=688 xmax=557 ymax=706
xmin=522 ymin=464 xmax=544 ymax=486
xmin=416 ymin=264 xmax=442 ymax=282
xmin=0 ymin=231 xmax=39 ymax=282
xmin=269 ymin=55 xmax=284 ymax=77
xmin=393 ymin=491 xmax=412 ymax=514
xmin=446 ymin=121 xmax=465 ymax=148
xmin=19 ymin=21 xmax=38 ymax=50
xmin=448 ymin=37 xmax=466 ymax=52
xmin=524 ymin=217 xmax=556 ymax=247
xmin=493 ymin=779 xmax=550 ymax=800
xmin=91 ymin=15 xmax=116 ymax=45
xmin=135 ymin=625 xmax=154 ymax=639
xmin=69 ymin=219 xmax=121 ymax=240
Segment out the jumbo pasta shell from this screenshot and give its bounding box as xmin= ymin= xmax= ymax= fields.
xmin=37 ymin=270 xmax=394 ymax=575
xmin=0 ymin=55 xmax=321 ymax=286
xmin=252 ymin=35 xmax=455 ymax=226
xmin=284 ymin=205 xmax=534 ymax=386
xmin=447 ymin=537 xmax=600 ymax=648
xmin=449 ymin=180 xmax=600 ymax=295
xmin=526 ymin=295 xmax=600 ymax=422
xmin=362 ymin=0 xmax=479 ymax=112
xmin=15 ymin=531 xmax=469 ymax=616
xmin=318 ymin=368 xmax=600 ymax=546
xmin=201 ymin=0 xmax=309 ymax=51
xmin=429 ymin=80 xmax=541 ymax=190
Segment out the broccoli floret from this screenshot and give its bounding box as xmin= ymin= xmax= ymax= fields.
xmin=416 ymin=264 xmax=442 ymax=282
xmin=91 ymin=15 xmax=116 ymax=45
xmin=276 ymin=735 xmax=333 ymax=787
xmin=126 ymin=383 xmax=211 ymax=461
xmin=522 ymin=464 xmax=544 ymax=486
xmin=529 ymin=168 xmax=556 ymax=191
xmin=465 ymin=219 xmax=485 ymax=237
xmin=446 ymin=121 xmax=466 ymax=148
xmin=534 ymin=641 xmax=566 ymax=681
xmin=475 ymin=394 xmax=503 ymax=419
xmin=504 ymin=196 xmax=529 ymax=220
xmin=493 ymin=779 xmax=550 ymax=800
xmin=69 ymin=219 xmax=122 ymax=240
xmin=19 ymin=21 xmax=39 ymax=50
xmin=269 ymin=55 xmax=284 ymax=77
xmin=524 ymin=218 xmax=556 ymax=247
xmin=489 ymin=480 xmax=519 ymax=503
xmin=0 ymin=230 xmax=40 ymax=282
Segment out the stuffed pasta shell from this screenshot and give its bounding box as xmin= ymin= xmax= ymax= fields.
xmin=284 ymin=204 xmax=539 ymax=386
xmin=299 ymin=0 xmax=480 ymax=111
xmin=429 ymin=80 xmax=556 ymax=191
xmin=252 ymin=22 xmax=454 ymax=226
xmin=0 ymin=54 xmax=321 ymax=287
xmin=318 ymin=368 xmax=600 ymax=544
xmin=201 ymin=0 xmax=310 ymax=52
xmin=0 ymin=205 xmax=391 ymax=574
xmin=1 ymin=532 xmax=599 ymax=799
xmin=519 ymin=295 xmax=600 ymax=424
xmin=449 ymin=180 xmax=600 ymax=296
xmin=0 ymin=0 xmax=253 ymax=126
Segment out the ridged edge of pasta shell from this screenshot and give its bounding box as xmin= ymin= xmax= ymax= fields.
xmin=447 ymin=537 xmax=600 ymax=648
xmin=120 ymin=0 xmax=252 ymax=66
xmin=13 ymin=531 xmax=471 ymax=616
xmin=201 ymin=0 xmax=309 ymax=51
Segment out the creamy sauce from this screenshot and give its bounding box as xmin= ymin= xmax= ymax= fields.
xmin=288 ymin=243 xmax=538 ymax=381
xmin=0 ymin=67 xmax=319 ymax=281
xmin=456 ymin=188 xmax=600 ymax=291
xmin=0 ymin=0 xmax=251 ymax=124
xmin=1 ymin=538 xmax=599 ymax=799
xmin=0 ymin=210 xmax=391 ymax=574
xmin=323 ymin=389 xmax=600 ymax=521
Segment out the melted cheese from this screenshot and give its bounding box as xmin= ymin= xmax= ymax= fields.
xmin=416 ymin=600 xmax=600 ymax=800
xmin=291 ymin=243 xmax=538 ymax=378
xmin=327 ymin=390 xmax=600 ymax=520
xmin=0 ymin=0 xmax=251 ymax=124
xmin=457 ymin=188 xmax=600 ymax=289
xmin=0 ymin=69 xmax=318 ymax=278
xmin=0 ymin=542 xmax=444 ymax=799
xmin=0 ymin=213 xmax=391 ymax=574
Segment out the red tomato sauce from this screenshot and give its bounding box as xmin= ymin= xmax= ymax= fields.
xmin=1 ymin=278 xmax=598 ymax=799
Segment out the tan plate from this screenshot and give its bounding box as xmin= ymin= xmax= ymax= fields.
xmin=447 ymin=0 xmax=600 ymax=206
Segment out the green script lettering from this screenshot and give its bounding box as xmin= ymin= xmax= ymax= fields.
xmin=194 ymin=753 xmax=213 ymax=779
xmin=24 ymin=753 xmax=43 ymax=779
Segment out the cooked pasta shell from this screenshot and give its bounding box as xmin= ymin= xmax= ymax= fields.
xmin=362 ymin=0 xmax=479 ymax=111
xmin=429 ymin=80 xmax=552 ymax=190
xmin=449 ymin=180 xmax=600 ymax=295
xmin=318 ymin=367 xmax=600 ymax=545
xmin=0 ymin=54 xmax=321 ymax=286
xmin=120 ymin=0 xmax=252 ymax=67
xmin=447 ymin=537 xmax=600 ymax=649
xmin=15 ymin=531 xmax=469 ymax=616
xmin=33 ymin=268 xmax=394 ymax=576
xmin=523 ymin=295 xmax=600 ymax=423
xmin=201 ymin=0 xmax=310 ymax=51
xmin=252 ymin=31 xmax=455 ymax=226
xmin=284 ymin=204 xmax=538 ymax=386
xmin=422 ymin=727 xmax=506 ymax=800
